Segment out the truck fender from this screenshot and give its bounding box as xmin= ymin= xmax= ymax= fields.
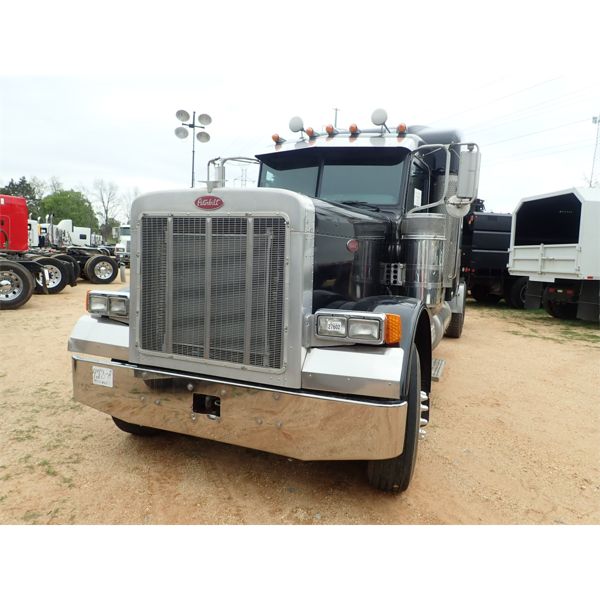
xmin=327 ymin=295 xmax=432 ymax=397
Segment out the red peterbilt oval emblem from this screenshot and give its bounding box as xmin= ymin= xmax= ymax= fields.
xmin=194 ymin=195 xmax=224 ymax=210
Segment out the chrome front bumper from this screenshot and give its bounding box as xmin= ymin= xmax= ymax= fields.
xmin=72 ymin=355 xmax=407 ymax=461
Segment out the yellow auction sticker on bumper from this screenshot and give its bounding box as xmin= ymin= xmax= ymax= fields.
xmin=92 ymin=366 xmax=114 ymax=388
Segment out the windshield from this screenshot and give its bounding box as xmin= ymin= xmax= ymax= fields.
xmin=119 ymin=227 xmax=131 ymax=236
xmin=258 ymin=147 xmax=408 ymax=206
xmin=260 ymin=165 xmax=318 ymax=197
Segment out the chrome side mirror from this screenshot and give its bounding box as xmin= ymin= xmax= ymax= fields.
xmin=456 ymin=144 xmax=481 ymax=200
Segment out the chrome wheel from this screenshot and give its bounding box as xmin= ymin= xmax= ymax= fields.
xmin=36 ymin=264 xmax=62 ymax=289
xmin=93 ymin=260 xmax=115 ymax=280
xmin=0 ymin=269 xmax=25 ymax=301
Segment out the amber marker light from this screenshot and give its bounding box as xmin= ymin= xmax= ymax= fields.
xmin=272 ymin=133 xmax=285 ymax=144
xmin=396 ymin=123 xmax=407 ymax=135
xmin=326 ymin=124 xmax=336 ymax=135
xmin=349 ymin=123 xmax=359 ymax=134
xmin=306 ymin=127 xmax=316 ymax=137
xmin=384 ymin=314 xmax=402 ymax=345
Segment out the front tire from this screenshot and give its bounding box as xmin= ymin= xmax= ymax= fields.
xmin=367 ymin=345 xmax=421 ymax=493
xmin=0 ymin=261 xmax=34 ymax=309
xmin=112 ymin=417 xmax=161 ymax=436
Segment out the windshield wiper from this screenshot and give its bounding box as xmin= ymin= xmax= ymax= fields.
xmin=338 ymin=201 xmax=381 ymax=212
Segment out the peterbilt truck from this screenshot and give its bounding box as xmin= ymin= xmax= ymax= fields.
xmin=508 ymin=187 xmax=600 ymax=322
xmin=68 ymin=110 xmax=480 ymax=492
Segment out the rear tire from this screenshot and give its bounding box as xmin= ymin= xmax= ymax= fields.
xmin=367 ymin=345 xmax=421 ymax=493
xmin=505 ymin=277 xmax=528 ymax=309
xmin=0 ymin=261 xmax=34 ymax=309
xmin=33 ymin=257 xmax=69 ymax=294
xmin=53 ymin=254 xmax=81 ymax=280
xmin=85 ymin=255 xmax=118 ymax=284
xmin=542 ymin=288 xmax=577 ymax=320
xmin=112 ymin=417 xmax=161 ymax=436
xmin=471 ymin=285 xmax=501 ymax=304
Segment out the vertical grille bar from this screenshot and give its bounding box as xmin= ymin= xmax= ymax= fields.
xmin=164 ymin=217 xmax=174 ymax=353
xmin=203 ymin=218 xmax=212 ymax=360
xmin=243 ymin=218 xmax=254 ymax=364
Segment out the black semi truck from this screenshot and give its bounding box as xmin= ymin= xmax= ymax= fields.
xmin=461 ymin=199 xmax=527 ymax=308
xmin=68 ymin=109 xmax=481 ymax=493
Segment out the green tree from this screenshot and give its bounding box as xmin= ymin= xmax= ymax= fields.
xmin=0 ymin=176 xmax=43 ymax=219
xmin=102 ymin=217 xmax=121 ymax=243
xmin=40 ymin=190 xmax=100 ymax=231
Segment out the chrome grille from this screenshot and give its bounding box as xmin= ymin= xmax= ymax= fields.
xmin=139 ymin=215 xmax=287 ymax=370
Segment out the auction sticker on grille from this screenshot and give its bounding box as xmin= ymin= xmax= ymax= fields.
xmin=92 ymin=366 xmax=114 ymax=388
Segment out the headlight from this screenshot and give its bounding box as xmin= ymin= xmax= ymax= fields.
xmin=88 ymin=294 xmax=109 ymax=314
xmin=317 ymin=315 xmax=347 ymax=337
xmin=348 ymin=318 xmax=381 ymax=341
xmin=86 ymin=291 xmax=129 ymax=320
xmin=108 ymin=296 xmax=128 ymax=316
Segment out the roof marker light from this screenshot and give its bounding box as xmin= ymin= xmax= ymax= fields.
xmin=396 ymin=123 xmax=407 ymax=135
xmin=349 ymin=123 xmax=360 ymax=135
xmin=272 ymin=133 xmax=286 ymax=144
xmin=306 ymin=127 xmax=318 ymax=138
xmin=326 ymin=124 xmax=337 ymax=136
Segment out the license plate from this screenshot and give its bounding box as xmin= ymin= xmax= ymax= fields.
xmin=92 ymin=366 xmax=114 ymax=388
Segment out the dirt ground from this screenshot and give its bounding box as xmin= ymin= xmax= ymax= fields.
xmin=0 ymin=275 xmax=599 ymax=525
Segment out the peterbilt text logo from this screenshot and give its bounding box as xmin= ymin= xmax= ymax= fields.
xmin=194 ymin=195 xmax=224 ymax=210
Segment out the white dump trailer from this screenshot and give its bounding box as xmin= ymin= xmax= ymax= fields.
xmin=508 ymin=187 xmax=600 ymax=322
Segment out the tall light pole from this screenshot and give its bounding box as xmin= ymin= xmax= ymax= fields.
xmin=591 ymin=115 xmax=600 ymax=187
xmin=174 ymin=110 xmax=212 ymax=188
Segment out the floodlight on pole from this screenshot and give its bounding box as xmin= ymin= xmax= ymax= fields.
xmin=174 ymin=110 xmax=212 ymax=187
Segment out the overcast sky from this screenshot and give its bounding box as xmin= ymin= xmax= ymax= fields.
xmin=2 ymin=0 xmax=599 ymax=220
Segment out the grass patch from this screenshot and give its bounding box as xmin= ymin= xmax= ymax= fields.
xmin=38 ymin=460 xmax=58 ymax=477
xmin=468 ymin=301 xmax=600 ymax=345
xmin=11 ymin=425 xmax=40 ymax=442
xmin=22 ymin=511 xmax=42 ymax=523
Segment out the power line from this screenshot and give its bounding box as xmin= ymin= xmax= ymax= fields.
xmin=482 ymin=118 xmax=589 ymax=146
xmin=428 ymin=77 xmax=563 ymax=125
xmin=462 ymin=85 xmax=598 ymax=135
xmin=485 ymin=144 xmax=590 ymax=167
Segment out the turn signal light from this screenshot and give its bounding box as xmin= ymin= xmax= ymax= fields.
xmin=384 ymin=314 xmax=402 ymax=345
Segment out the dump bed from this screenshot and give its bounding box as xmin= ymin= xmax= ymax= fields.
xmin=508 ymin=188 xmax=600 ymax=282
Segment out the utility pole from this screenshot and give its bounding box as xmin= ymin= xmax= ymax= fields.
xmin=591 ymin=115 xmax=600 ymax=187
